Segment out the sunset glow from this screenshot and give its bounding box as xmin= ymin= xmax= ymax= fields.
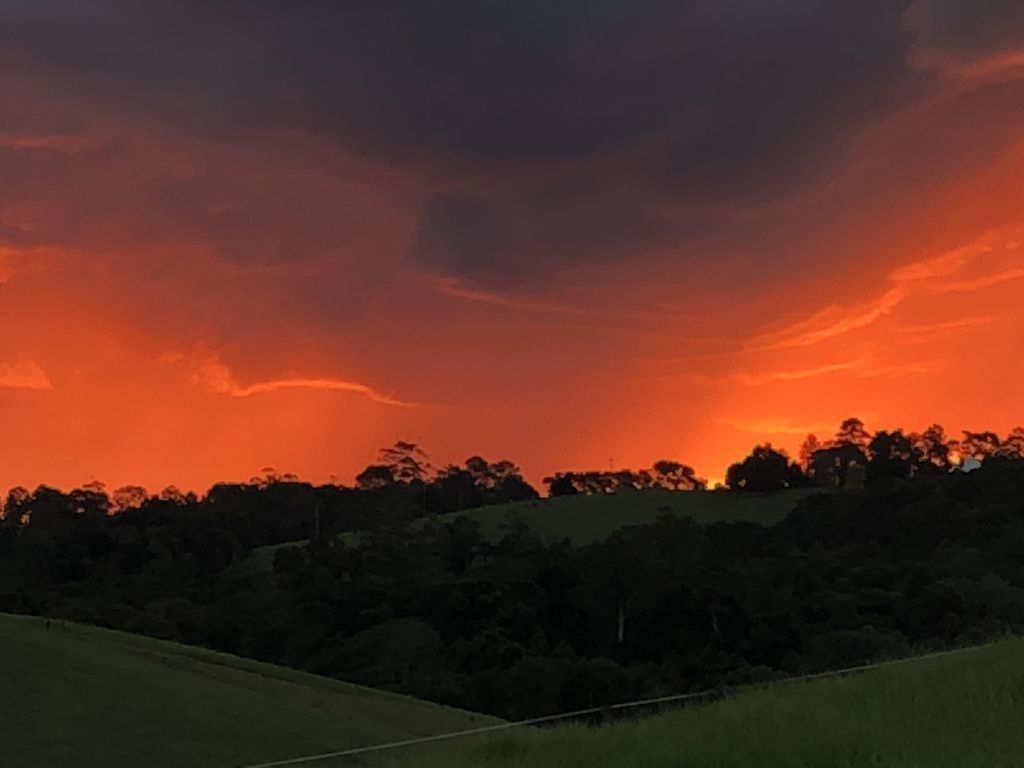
xmin=1 ymin=2 xmax=1022 ymax=495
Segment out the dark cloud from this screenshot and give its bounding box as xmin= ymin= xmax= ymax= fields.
xmin=254 ymin=1 xmax=917 ymax=191
xmin=413 ymin=196 xmax=512 ymax=279
xmin=2 ymin=2 xmax=917 ymax=174
xmin=907 ymin=0 xmax=1024 ymax=61
xmin=411 ymin=188 xmax=682 ymax=283
xmin=5 ymin=0 xmax=1022 ymax=286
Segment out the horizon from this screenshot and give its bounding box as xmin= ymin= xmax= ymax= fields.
xmin=2 ymin=2 xmax=1023 ymax=496
xmin=2 ymin=417 xmax=1014 ymax=500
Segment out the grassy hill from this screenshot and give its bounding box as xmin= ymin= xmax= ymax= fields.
xmin=251 ymin=488 xmax=820 ymax=569
xmin=6 ymin=618 xmax=1020 ymax=768
xmin=433 ymin=487 xmax=820 ymax=545
xmin=391 ymin=639 xmax=1024 ymax=768
xmin=0 ymin=613 xmax=493 ymax=768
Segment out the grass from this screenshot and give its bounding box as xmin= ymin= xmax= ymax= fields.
xmin=0 ymin=613 xmax=494 ymax=768
xmin=390 ymin=638 xmax=1024 ymax=768
xmin=250 ymin=488 xmax=821 ymax=569
xmin=436 ymin=487 xmax=821 ymax=545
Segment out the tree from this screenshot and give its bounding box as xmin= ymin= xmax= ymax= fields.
xmin=805 ymin=418 xmax=870 ymax=488
xmin=463 ymin=456 xmax=538 ymax=502
xmin=545 ymin=474 xmax=580 ymax=497
xmin=69 ymin=486 xmax=109 ymax=519
xmin=110 ymin=486 xmax=149 ymax=514
xmin=355 ymin=465 xmax=395 ymax=491
xmin=998 ymin=427 xmax=1024 ymax=459
xmin=835 ymin=418 xmax=871 ymax=449
xmin=912 ymin=424 xmax=954 ymax=473
xmin=798 ymin=434 xmax=823 ymax=472
xmin=867 ymin=430 xmax=921 ymax=486
xmin=959 ymin=431 xmax=1002 ymax=462
xmin=158 ymin=486 xmax=193 ymax=504
xmin=2 ymin=487 xmax=31 ymax=526
xmin=433 ymin=457 xmax=538 ymax=512
xmin=436 ymin=516 xmax=484 ymax=574
xmin=726 ymin=445 xmax=793 ymax=492
xmin=431 ymin=465 xmax=477 ymax=511
xmin=807 ymin=444 xmax=867 ymax=488
xmin=652 ymin=460 xmax=705 ymax=491
xmin=379 ymin=441 xmax=432 ymax=483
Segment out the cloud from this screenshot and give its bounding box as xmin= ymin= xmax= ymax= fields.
xmin=749 ymin=231 xmax=1017 ymax=350
xmin=722 ymin=417 xmax=835 ymax=436
xmin=1 ymin=0 xmax=1022 ymax=301
xmin=735 ymin=361 xmax=861 ymax=386
xmin=932 ymin=267 xmax=1024 ymax=293
xmin=434 ymin=277 xmax=588 ymax=316
xmin=225 ymin=378 xmax=415 ymax=406
xmin=0 ymin=245 xmax=55 ymax=284
xmin=185 ymin=354 xmax=414 ymax=408
xmin=889 ymin=234 xmax=998 ymax=282
xmin=735 ymin=358 xmax=930 ymax=386
xmin=906 ymin=0 xmax=1024 ymax=77
xmin=0 ymin=133 xmax=97 ymax=153
xmin=0 ymin=359 xmax=52 ymax=390
xmin=410 ymin=189 xmax=679 ymax=285
xmin=894 ymin=316 xmax=997 ymax=334
xmin=0 ymin=1 xmax=923 ymax=286
xmin=752 ymin=287 xmax=908 ymax=349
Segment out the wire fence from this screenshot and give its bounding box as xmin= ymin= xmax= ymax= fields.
xmin=239 ymin=639 xmax=1005 ymax=768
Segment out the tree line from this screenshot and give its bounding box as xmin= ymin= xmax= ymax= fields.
xmin=727 ymin=419 xmax=1024 ymax=492
xmin=5 ymin=419 xmax=1019 ymax=523
xmin=0 ymin=419 xmax=1023 ymax=719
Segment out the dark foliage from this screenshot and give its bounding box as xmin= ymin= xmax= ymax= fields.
xmin=1 ymin=429 xmax=1023 ymax=720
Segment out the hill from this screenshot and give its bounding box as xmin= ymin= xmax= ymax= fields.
xmin=0 ymin=613 xmax=493 ymax=768
xmin=393 ymin=638 xmax=1024 ymax=768
xmin=434 ymin=487 xmax=820 ymax=545
xmin=251 ymin=488 xmax=820 ymax=569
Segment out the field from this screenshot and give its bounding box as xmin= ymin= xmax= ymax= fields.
xmin=4 ymin=613 xmax=1022 ymax=768
xmin=392 ymin=638 xmax=1024 ymax=768
xmin=435 ymin=487 xmax=820 ymax=545
xmin=250 ymin=488 xmax=820 ymax=570
xmin=0 ymin=613 xmax=493 ymax=768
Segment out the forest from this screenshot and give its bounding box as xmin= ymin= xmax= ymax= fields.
xmin=2 ymin=419 xmax=1024 ymax=719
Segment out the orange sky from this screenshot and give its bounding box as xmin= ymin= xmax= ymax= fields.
xmin=1 ymin=3 xmax=1022 ymax=494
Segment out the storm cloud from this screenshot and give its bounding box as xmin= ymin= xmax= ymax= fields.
xmin=1 ymin=1 xmax=1020 ymax=285
xmin=908 ymin=0 xmax=1024 ymax=66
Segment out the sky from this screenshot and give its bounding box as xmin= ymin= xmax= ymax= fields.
xmin=1 ymin=0 xmax=1023 ymax=493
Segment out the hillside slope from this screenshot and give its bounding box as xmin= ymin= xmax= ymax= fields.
xmin=394 ymin=639 xmax=1024 ymax=768
xmin=252 ymin=488 xmax=820 ymax=568
xmin=442 ymin=487 xmax=820 ymax=544
xmin=0 ymin=613 xmax=492 ymax=768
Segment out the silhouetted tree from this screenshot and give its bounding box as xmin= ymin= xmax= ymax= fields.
xmin=651 ymin=460 xmax=705 ymax=491
xmin=1 ymin=487 xmax=31 ymax=526
xmin=545 ymin=474 xmax=580 ymax=497
xmin=911 ymin=424 xmax=954 ymax=473
xmin=463 ymin=456 xmax=538 ymax=502
xmin=379 ymin=441 xmax=432 ymax=483
xmin=998 ymin=427 xmax=1024 ymax=459
xmin=158 ymin=486 xmax=195 ymax=505
xmin=835 ymin=417 xmax=871 ymax=451
xmin=355 ymin=465 xmax=396 ymax=490
xmin=432 ymin=457 xmax=538 ymax=511
xmin=110 ymin=486 xmax=149 ymax=514
xmin=867 ymin=430 xmax=921 ymax=486
xmin=798 ymin=434 xmax=822 ymax=472
xmin=959 ymin=431 xmax=1002 ymax=462
xmin=805 ymin=418 xmax=871 ymax=488
xmin=726 ymin=445 xmax=793 ymax=492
